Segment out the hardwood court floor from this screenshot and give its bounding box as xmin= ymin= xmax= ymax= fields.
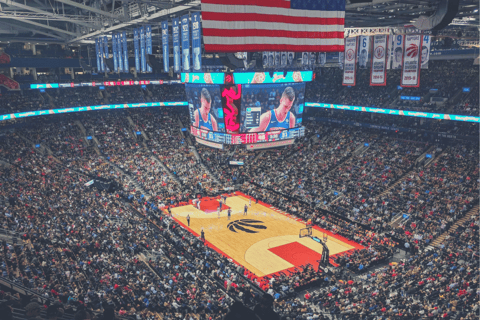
xmin=171 ymin=195 xmax=355 ymax=277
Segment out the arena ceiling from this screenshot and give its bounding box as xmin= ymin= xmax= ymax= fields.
xmin=0 ymin=0 xmax=477 ymax=44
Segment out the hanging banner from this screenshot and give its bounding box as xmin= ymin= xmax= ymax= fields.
xmin=386 ymin=35 xmax=392 ymax=70
xmin=134 ymin=29 xmax=140 ymax=72
xmin=401 ymin=34 xmax=422 ymax=87
xmin=370 ymin=34 xmax=387 ymax=86
xmin=191 ymin=12 xmax=202 ymax=71
xmin=358 ymin=36 xmax=370 ymax=69
xmin=421 ymin=35 xmax=431 ymax=69
xmin=172 ymin=18 xmax=181 ymax=73
xmin=162 ymin=21 xmax=170 ymax=73
xmin=181 ymin=15 xmax=190 ymax=71
xmin=122 ymin=31 xmax=129 ymax=72
xmin=268 ymin=52 xmax=274 ymax=67
xmin=280 ymin=52 xmax=287 ymax=66
xmin=95 ymin=38 xmax=101 ymax=73
xmin=140 ymin=26 xmax=146 ymax=73
xmin=342 ymin=37 xmax=357 ymax=86
xmin=392 ymin=34 xmax=404 ymax=70
xmin=112 ymin=34 xmax=118 ymax=72
xmin=103 ymin=36 xmax=109 ymax=72
xmin=146 ymin=25 xmax=152 ymax=73
xmin=117 ymin=34 xmax=123 ymax=72
xmin=99 ymin=37 xmax=105 ymax=72
xmin=302 ymin=52 xmax=309 ymax=66
xmin=318 ymin=52 xmax=326 ymax=66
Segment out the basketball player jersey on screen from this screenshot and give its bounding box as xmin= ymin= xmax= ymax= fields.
xmin=265 ymin=110 xmax=290 ymax=131
xmin=199 ymin=112 xmax=213 ymax=131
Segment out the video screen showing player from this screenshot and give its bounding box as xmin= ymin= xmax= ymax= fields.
xmin=240 ymin=83 xmax=305 ymax=133
xmin=186 ymin=84 xmax=225 ymax=132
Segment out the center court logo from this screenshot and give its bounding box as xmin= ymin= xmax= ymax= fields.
xmin=227 ymin=219 xmax=266 ymax=233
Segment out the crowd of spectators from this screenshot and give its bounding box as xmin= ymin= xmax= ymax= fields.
xmin=0 ymin=61 xmax=478 ymax=320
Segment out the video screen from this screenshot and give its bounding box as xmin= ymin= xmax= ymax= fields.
xmin=239 ymin=83 xmax=305 ymax=133
xmin=186 ymin=84 xmax=226 ymax=132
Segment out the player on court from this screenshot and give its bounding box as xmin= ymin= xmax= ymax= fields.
xmin=249 ymin=198 xmax=252 ymax=207
xmin=248 ymin=87 xmax=296 ymax=132
xmin=193 ymin=88 xmax=218 ymax=131
xmin=217 ymin=204 xmax=221 ymax=218
xmin=227 ymin=208 xmax=231 ymax=220
xmin=244 ymin=204 xmax=248 ymax=216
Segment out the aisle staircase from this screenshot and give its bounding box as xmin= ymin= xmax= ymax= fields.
xmin=430 ymin=204 xmax=479 ymax=248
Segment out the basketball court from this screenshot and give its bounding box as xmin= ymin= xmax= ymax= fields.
xmin=167 ymin=192 xmax=363 ymax=278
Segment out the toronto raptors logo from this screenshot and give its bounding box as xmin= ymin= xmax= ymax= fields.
xmin=406 ymin=43 xmax=419 ymax=58
xmin=346 ymin=49 xmax=355 ymax=61
xmin=374 ymin=46 xmax=384 ymax=59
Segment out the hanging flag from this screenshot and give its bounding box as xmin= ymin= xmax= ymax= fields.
xmin=358 ymin=36 xmax=370 ymax=69
xmin=134 ymin=29 xmax=140 ymax=72
xmin=140 ymin=26 xmax=146 ymax=73
xmin=401 ymin=34 xmax=422 ymax=87
xmin=181 ymin=15 xmax=190 ymax=71
xmin=103 ymin=36 xmax=109 ymax=72
xmin=173 ymin=18 xmax=181 ymax=73
xmin=386 ymin=35 xmax=392 ymax=70
xmin=392 ymin=34 xmax=404 ymax=70
xmin=117 ymin=34 xmax=123 ymax=72
xmin=342 ymin=37 xmax=357 ymax=86
xmin=370 ymin=34 xmax=387 ymax=86
xmin=421 ymin=35 xmax=430 ymax=69
xmin=95 ymin=38 xmax=101 ymax=73
xmin=146 ymin=25 xmax=153 ymax=72
xmin=122 ymin=31 xmax=129 ymax=72
xmin=200 ymin=0 xmax=345 ymax=52
xmin=162 ymin=21 xmax=170 ymax=73
xmin=99 ymin=37 xmax=105 ymax=72
xmin=112 ymin=34 xmax=118 ymax=72
xmin=192 ymin=12 xmax=202 ymax=71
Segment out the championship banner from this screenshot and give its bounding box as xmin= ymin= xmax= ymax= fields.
xmin=140 ymin=26 xmax=146 ymax=73
xmin=421 ymin=35 xmax=430 ymax=69
xmin=370 ymin=34 xmax=387 ymax=86
xmin=342 ymin=37 xmax=357 ymax=86
xmin=191 ymin=12 xmax=202 ymax=71
xmin=103 ymin=36 xmax=109 ymax=72
xmin=112 ymin=34 xmax=118 ymax=72
xmin=95 ymin=38 xmax=101 ymax=72
xmin=146 ymin=25 xmax=152 ymax=73
xmin=122 ymin=31 xmax=129 ymax=72
xmin=117 ymin=34 xmax=123 ymax=72
xmin=99 ymin=37 xmax=105 ymax=72
xmin=392 ymin=34 xmax=404 ymax=70
xmin=173 ymin=18 xmax=181 ymax=73
xmin=134 ymin=29 xmax=140 ymax=72
xmin=401 ymin=34 xmax=422 ymax=87
xmin=386 ymin=35 xmax=392 ymax=70
xmin=358 ymin=35 xmax=370 ymax=69
xmin=162 ymin=21 xmax=170 ymax=73
xmin=181 ymin=15 xmax=190 ymax=71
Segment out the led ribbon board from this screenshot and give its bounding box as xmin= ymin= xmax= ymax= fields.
xmin=0 ymin=101 xmax=188 ymax=121
xmin=304 ymin=102 xmax=479 ymax=123
xmin=233 ymin=71 xmax=313 ymax=84
xmin=30 ymin=80 xmax=182 ymax=89
xmin=181 ymin=73 xmax=225 ymax=84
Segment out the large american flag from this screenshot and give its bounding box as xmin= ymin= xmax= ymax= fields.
xmin=201 ymin=0 xmax=345 ymax=52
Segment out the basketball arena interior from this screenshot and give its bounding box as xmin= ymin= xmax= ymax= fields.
xmin=0 ymin=1 xmax=478 ymax=319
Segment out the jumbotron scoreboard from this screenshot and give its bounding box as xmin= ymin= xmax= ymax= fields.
xmin=183 ymin=70 xmax=313 ymax=150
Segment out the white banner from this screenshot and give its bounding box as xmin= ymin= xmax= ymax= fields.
xmin=392 ymin=34 xmax=404 ymax=70
xmin=318 ymin=52 xmax=326 ymax=65
xmin=401 ymin=34 xmax=422 ymax=87
xmin=421 ymin=35 xmax=431 ymax=69
xmin=358 ymin=35 xmax=370 ymax=69
xmin=370 ymin=34 xmax=387 ymax=86
xmin=386 ymin=35 xmax=392 ymax=70
xmin=342 ymin=37 xmax=357 ymax=86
